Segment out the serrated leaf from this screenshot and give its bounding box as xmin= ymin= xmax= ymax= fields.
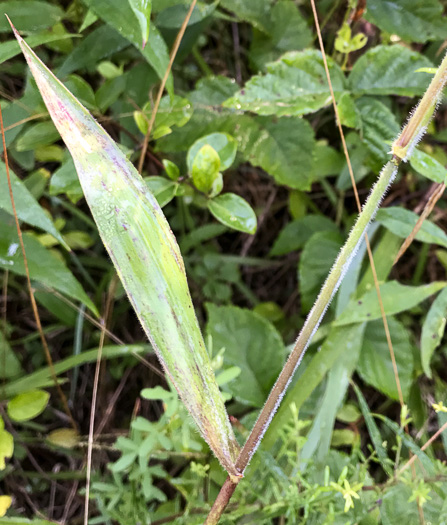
xmin=335 ymin=281 xmax=446 ymax=326
xmin=358 ymin=318 xmax=414 ymax=400
xmin=376 ymin=207 xmax=447 ymax=248
xmin=208 ymin=193 xmax=257 ymax=234
xmin=421 ymin=287 xmax=447 ymax=378
xmin=129 ymin=0 xmax=152 ymax=47
xmin=355 ymin=97 xmax=400 ymax=162
xmin=299 ymin=231 xmax=344 ymax=312
xmin=365 ymin=0 xmax=447 ymax=43
xmin=249 ymin=0 xmax=312 ymax=69
xmin=187 ymin=132 xmax=237 ymax=172
xmin=0 ymin=220 xmax=97 ymax=313
xmin=12 ymin=26 xmax=240 ymax=475
xmin=7 ymin=389 xmax=50 ymax=422
xmin=349 ymin=45 xmax=433 ymax=96
xmin=223 ymin=49 xmax=345 ymax=117
xmin=410 ymin=148 xmax=447 ymax=183
xmin=206 ymin=304 xmax=285 ymax=407
xmin=271 ymin=214 xmax=338 ymax=256
xmin=0 ymin=162 xmax=69 ymax=249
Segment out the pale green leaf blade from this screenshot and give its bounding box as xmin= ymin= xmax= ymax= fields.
xmin=208 ymin=193 xmax=257 ymax=234
xmin=7 ymin=389 xmax=50 ymax=422
xmin=144 ymin=176 xmax=176 ymax=207
xmin=365 ymin=0 xmax=447 ymax=43
xmin=410 ymin=148 xmax=447 ymax=183
xmin=349 ymin=45 xmax=433 ymax=96
xmin=421 ymin=286 xmax=447 ymax=378
xmin=223 ymin=50 xmax=345 ymax=117
xmin=12 ymin=26 xmax=240 ymax=475
xmin=335 ymin=281 xmax=446 ymax=326
xmin=376 ymin=207 xmax=447 ymax=248
xmin=0 ymin=162 xmax=69 ymax=249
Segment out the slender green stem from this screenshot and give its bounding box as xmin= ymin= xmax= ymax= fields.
xmin=206 ymin=50 xmax=447 ymax=525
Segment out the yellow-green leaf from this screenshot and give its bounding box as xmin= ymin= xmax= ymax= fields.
xmin=7 ymin=389 xmax=50 ymax=422
xmin=11 ymin=22 xmax=240 ymax=475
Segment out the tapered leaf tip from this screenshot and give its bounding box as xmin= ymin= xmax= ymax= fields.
xmin=5 ymin=15 xmax=21 ymax=41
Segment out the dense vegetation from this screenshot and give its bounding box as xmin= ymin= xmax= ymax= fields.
xmin=1 ymin=0 xmax=447 ymax=523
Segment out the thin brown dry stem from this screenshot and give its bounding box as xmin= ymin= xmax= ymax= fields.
xmin=398 ymin=419 xmax=447 ymax=475
xmin=84 ymin=277 xmax=118 ymax=524
xmin=394 ymin=183 xmax=446 ymax=265
xmin=0 ymin=104 xmax=77 ymax=431
xmin=137 ymin=0 xmax=198 ymax=173
xmin=3 ymin=112 xmax=47 ymax=132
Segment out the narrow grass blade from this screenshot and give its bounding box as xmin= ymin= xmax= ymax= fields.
xmin=10 ymin=20 xmax=240 ymax=475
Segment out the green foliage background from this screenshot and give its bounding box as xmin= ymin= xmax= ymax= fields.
xmin=1 ymin=0 xmax=447 ymax=523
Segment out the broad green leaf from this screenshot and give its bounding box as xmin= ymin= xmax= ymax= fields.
xmin=162 ymin=159 xmax=179 ymax=181
xmin=357 ymin=318 xmax=414 ymax=401
xmin=83 ymin=0 xmax=173 ymax=95
xmin=0 ymin=162 xmax=69 ymax=249
xmin=157 ymin=109 xmax=317 ymax=190
xmin=271 ymin=215 xmax=338 ymax=256
xmin=421 ymin=287 xmax=447 ymax=378
xmin=0 ymin=331 xmax=22 ymax=380
xmin=49 ymin=158 xmax=83 ymax=203
xmin=0 ymin=219 xmax=96 ymax=313
xmin=7 ymin=389 xmax=50 ymax=422
xmin=335 ymin=281 xmax=446 ymax=326
xmin=206 ymin=304 xmax=285 ymax=407
xmin=0 ymin=429 xmax=13 ymax=470
xmin=208 ymin=193 xmax=257 ymax=234
xmin=189 ymin=76 xmax=239 ymax=106
xmin=299 ymin=231 xmax=344 ymax=312
xmin=2 ymin=344 xmax=148 ymax=400
xmin=13 ymin=29 xmax=240 ymax=475
xmin=223 ymin=50 xmax=345 ymax=117
xmin=191 ymin=145 xmax=221 ymax=193
xmin=0 ymin=32 xmax=78 ymax=65
xmin=249 ymin=0 xmax=312 ymax=69
xmin=352 ymin=382 xmax=392 ymax=476
xmin=144 ymin=176 xmax=176 ymax=207
xmin=376 ymin=207 xmax=447 ymax=249
xmin=156 ymin=1 xmax=218 ymax=28
xmin=129 ymin=0 xmax=152 ymax=47
xmin=356 ymin=97 xmax=400 ymax=163
xmin=187 ymin=133 xmax=237 ymax=172
xmin=349 ymin=45 xmax=433 ymax=96
xmin=135 ymin=95 xmax=192 ymax=136
xmin=365 ymin=0 xmax=447 ymax=43
xmin=58 ymin=25 xmax=129 ymax=78
xmin=219 ymin=0 xmax=272 ymax=32
xmin=0 ymin=1 xmax=64 ymax=32
xmin=16 ymin=121 xmax=60 ymax=151
xmin=410 ymin=148 xmax=447 ymax=183
xmin=261 ymin=324 xmax=366 ymax=454
xmin=337 ymin=92 xmax=361 ymax=129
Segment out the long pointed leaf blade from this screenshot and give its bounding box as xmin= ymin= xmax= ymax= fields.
xmin=9 ymin=20 xmax=240 ymax=475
